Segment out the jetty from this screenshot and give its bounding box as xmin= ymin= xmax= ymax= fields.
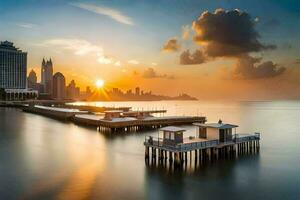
xmin=74 ymin=110 xmax=205 ymax=132
xmin=22 ymin=105 xmax=206 ymax=132
xmin=144 ymin=120 xmax=260 ymax=166
xmin=22 ymin=105 xmax=88 ymax=120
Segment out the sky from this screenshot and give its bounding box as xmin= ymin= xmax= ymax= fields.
xmin=0 ymin=0 xmax=299 ymax=100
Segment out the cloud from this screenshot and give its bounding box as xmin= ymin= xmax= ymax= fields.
xmin=142 ymin=68 xmax=175 ymax=79
xmin=114 ymin=61 xmax=121 ymax=66
xmin=182 ymin=25 xmax=190 ymax=40
xmin=71 ymin=3 xmax=134 ymax=26
xmin=43 ymin=38 xmax=102 ymax=55
xmin=42 ymin=38 xmax=114 ymax=64
xmin=162 ymin=38 xmax=181 ymax=52
xmin=234 ymin=55 xmax=286 ymax=79
xmin=97 ymin=55 xmax=112 ymax=64
xmin=128 ymin=60 xmax=139 ymax=65
xmin=192 ymin=8 xmax=275 ymax=57
xmin=16 ymin=23 xmax=37 ymax=29
xmin=174 ymin=8 xmax=284 ymax=78
xmin=180 ymin=49 xmax=206 ymax=65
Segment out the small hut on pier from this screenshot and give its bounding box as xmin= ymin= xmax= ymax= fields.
xmin=104 ymin=110 xmax=123 ymax=120
xmin=160 ymin=126 xmax=186 ymax=145
xmin=193 ymin=120 xmax=238 ymax=143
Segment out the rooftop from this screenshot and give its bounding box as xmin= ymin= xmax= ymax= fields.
xmin=104 ymin=110 xmax=123 ymax=113
xmin=34 ymin=105 xmax=88 ymax=113
xmin=193 ymin=122 xmax=238 ymax=129
xmin=124 ymin=110 xmax=167 ymax=114
xmin=0 ymin=41 xmax=20 ymax=51
xmin=160 ymin=126 xmax=186 ymax=132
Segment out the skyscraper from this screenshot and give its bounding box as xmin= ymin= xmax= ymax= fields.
xmin=66 ymin=80 xmax=80 ymax=100
xmin=41 ymin=58 xmax=53 ymax=95
xmin=135 ymin=87 xmax=140 ymax=96
xmin=0 ymin=41 xmax=38 ymax=100
xmin=27 ymin=69 xmax=37 ymax=89
xmin=0 ymin=41 xmax=27 ymax=89
xmin=53 ymin=72 xmax=66 ymax=100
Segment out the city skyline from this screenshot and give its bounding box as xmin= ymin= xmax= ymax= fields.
xmin=0 ymin=0 xmax=300 ymax=100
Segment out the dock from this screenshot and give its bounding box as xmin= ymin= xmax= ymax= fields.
xmin=22 ymin=105 xmax=88 ymax=120
xmin=144 ymin=121 xmax=260 ymax=167
xmin=74 ymin=114 xmax=206 ymax=132
xmin=22 ymin=105 xmax=206 ymax=132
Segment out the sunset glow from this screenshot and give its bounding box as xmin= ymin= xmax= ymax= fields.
xmin=0 ymin=0 xmax=299 ymax=100
xmin=96 ymin=79 xmax=104 ymax=88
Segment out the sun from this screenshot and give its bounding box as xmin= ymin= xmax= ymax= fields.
xmin=96 ymin=79 xmax=104 ymax=88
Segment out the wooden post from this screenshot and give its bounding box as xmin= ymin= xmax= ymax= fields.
xmin=175 ymin=152 xmax=180 ymax=165
xmin=169 ymin=151 xmax=173 ymax=162
xmin=145 ymin=146 xmax=149 ymax=159
xmin=152 ymin=148 xmax=156 ymax=159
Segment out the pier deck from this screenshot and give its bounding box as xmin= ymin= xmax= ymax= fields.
xmin=144 ymin=133 xmax=260 ymax=152
xmin=74 ymin=114 xmax=206 ymax=131
xmin=22 ymin=105 xmax=88 ymax=120
xmin=22 ymin=105 xmax=206 ymax=132
xmin=144 ymin=132 xmax=260 ymax=166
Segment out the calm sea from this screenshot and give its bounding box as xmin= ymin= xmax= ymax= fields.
xmin=0 ymin=100 xmax=300 ymax=200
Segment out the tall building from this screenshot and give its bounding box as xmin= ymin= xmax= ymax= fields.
xmin=0 ymin=41 xmax=27 ymax=89
xmin=27 ymin=69 xmax=37 ymax=89
xmin=86 ymin=86 xmax=92 ymax=98
xmin=135 ymin=87 xmax=140 ymax=96
xmin=66 ymin=80 xmax=80 ymax=100
xmin=41 ymin=58 xmax=53 ymax=95
xmin=0 ymin=41 xmax=37 ymax=100
xmin=53 ymin=72 xmax=66 ymax=100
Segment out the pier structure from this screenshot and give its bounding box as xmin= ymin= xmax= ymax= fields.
xmin=22 ymin=105 xmax=88 ymax=120
xmin=74 ymin=110 xmax=205 ymax=132
xmin=144 ymin=121 xmax=260 ymax=166
xmin=22 ymin=105 xmax=206 ymax=132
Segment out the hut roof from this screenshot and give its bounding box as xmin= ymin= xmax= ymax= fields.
xmin=193 ymin=123 xmax=238 ymax=129
xmin=160 ymin=126 xmax=186 ymax=132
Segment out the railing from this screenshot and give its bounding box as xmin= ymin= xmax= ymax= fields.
xmin=233 ymin=132 xmax=260 ymax=143
xmin=144 ymin=136 xmax=219 ymax=151
xmin=144 ymin=132 xmax=260 ymax=151
xmin=178 ymin=139 xmax=219 ymax=151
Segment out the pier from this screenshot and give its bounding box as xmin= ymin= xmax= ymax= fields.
xmin=74 ymin=109 xmax=205 ymax=132
xmin=144 ymin=121 xmax=260 ymax=167
xmin=22 ymin=105 xmax=88 ymax=120
xmin=22 ymin=105 xmax=206 ymax=132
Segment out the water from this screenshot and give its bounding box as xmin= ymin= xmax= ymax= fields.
xmin=0 ymin=100 xmax=300 ymax=200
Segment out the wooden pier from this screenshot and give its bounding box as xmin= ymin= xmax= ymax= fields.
xmin=144 ymin=122 xmax=260 ymax=167
xmin=22 ymin=105 xmax=88 ymax=120
xmin=22 ymin=105 xmax=206 ymax=132
xmin=73 ymin=114 xmax=206 ymax=132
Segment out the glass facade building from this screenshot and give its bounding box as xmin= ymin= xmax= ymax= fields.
xmin=0 ymin=41 xmax=27 ymax=89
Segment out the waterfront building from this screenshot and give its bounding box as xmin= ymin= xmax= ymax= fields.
xmin=66 ymin=80 xmax=80 ymax=100
xmin=0 ymin=41 xmax=37 ymax=100
xmin=53 ymin=72 xmax=66 ymax=100
xmin=0 ymin=41 xmax=27 ymax=89
xmin=86 ymin=86 xmax=92 ymax=98
xmin=135 ymin=87 xmax=140 ymax=96
xmin=27 ymin=69 xmax=37 ymax=89
xmin=41 ymin=58 xmax=53 ymax=96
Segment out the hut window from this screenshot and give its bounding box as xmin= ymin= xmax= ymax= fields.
xmin=170 ymin=133 xmax=175 ymax=140
xmin=165 ymin=132 xmax=170 ymax=139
